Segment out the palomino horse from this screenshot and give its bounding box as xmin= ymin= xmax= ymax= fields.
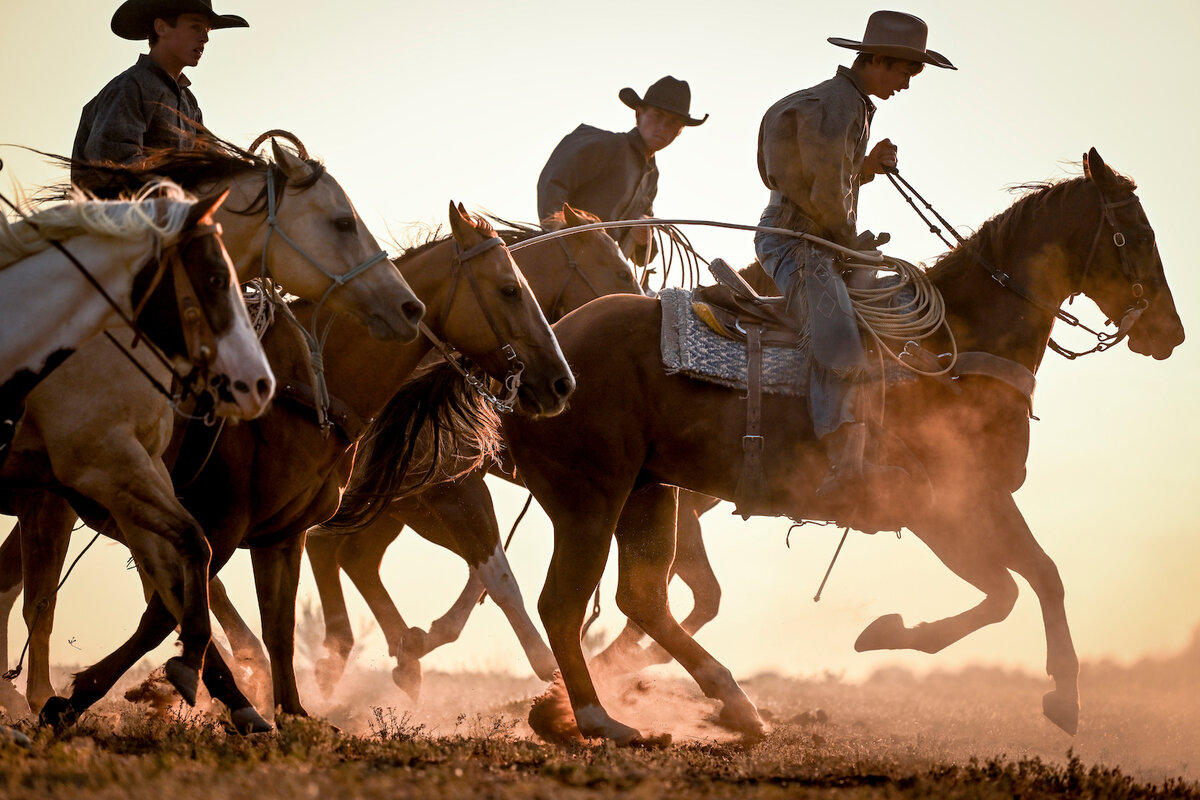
xmin=301 ymin=206 xmax=642 ymax=700
xmin=0 ymin=134 xmax=424 ymax=711
xmin=495 ymin=149 xmax=1184 ymax=744
xmin=36 ymin=205 xmax=573 ymax=731
xmin=0 ymin=182 xmax=273 ymax=430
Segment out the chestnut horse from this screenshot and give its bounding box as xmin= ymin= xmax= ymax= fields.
xmin=0 ymin=134 xmax=425 ymax=713
xmin=496 ymin=150 xmax=1184 ymax=744
xmin=36 ymin=204 xmax=572 ymax=731
xmin=301 ymin=207 xmax=642 ymax=700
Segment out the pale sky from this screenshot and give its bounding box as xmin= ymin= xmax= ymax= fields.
xmin=1 ymin=1 xmax=1197 ymax=696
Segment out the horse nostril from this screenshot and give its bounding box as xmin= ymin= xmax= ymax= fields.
xmin=256 ymin=378 xmax=272 ymax=398
xmin=554 ymin=376 xmax=575 ymax=399
xmin=233 ymin=380 xmax=250 ymax=394
xmin=403 ymin=300 xmax=425 ymax=323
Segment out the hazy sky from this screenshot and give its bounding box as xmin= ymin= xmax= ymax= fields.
xmin=1 ymin=1 xmax=1197 ymax=698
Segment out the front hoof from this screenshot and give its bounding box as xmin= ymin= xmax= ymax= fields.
xmin=1042 ymin=689 xmax=1079 ymax=735
xmin=164 ymin=657 xmax=199 ymax=706
xmin=314 ymin=655 xmax=347 ymax=698
xmin=39 ymin=696 xmax=78 ymax=732
xmin=391 ymin=654 xmax=422 ymax=702
xmin=854 ymin=613 xmax=907 ymax=652
xmin=715 ymin=703 xmax=769 ymax=743
xmin=230 ymin=706 xmax=273 ymax=735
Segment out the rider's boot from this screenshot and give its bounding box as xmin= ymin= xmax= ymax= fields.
xmin=816 ymin=422 xmax=923 ymax=530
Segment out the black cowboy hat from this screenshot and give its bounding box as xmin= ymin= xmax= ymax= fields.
xmin=619 ymin=76 xmax=708 ymax=126
xmin=828 ymin=10 xmax=955 ymax=70
xmin=111 ymin=0 xmax=248 ymax=40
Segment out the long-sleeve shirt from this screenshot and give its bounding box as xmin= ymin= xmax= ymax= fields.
xmin=71 ymin=54 xmax=203 ymax=196
xmin=537 ymin=125 xmax=657 ymax=265
xmin=756 ymin=66 xmax=876 ymax=247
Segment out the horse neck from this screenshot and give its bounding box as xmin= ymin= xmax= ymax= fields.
xmin=204 ymin=170 xmax=267 ymax=279
xmin=394 ymin=240 xmax=464 ymax=341
xmin=510 ymin=243 xmax=563 ymax=320
xmin=932 ymin=182 xmax=1102 ymax=373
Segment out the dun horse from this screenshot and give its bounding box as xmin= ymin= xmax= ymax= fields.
xmin=35 ymin=205 xmax=573 ymax=731
xmin=0 ymin=134 xmax=424 ymax=711
xmin=492 ymin=149 xmax=1183 ymax=744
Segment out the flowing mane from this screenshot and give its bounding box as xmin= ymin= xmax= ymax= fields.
xmin=0 ymin=179 xmax=195 ymax=269
xmin=391 ymin=211 xmax=498 ymax=266
xmin=925 ymin=171 xmax=1135 ymax=283
xmin=480 ymin=208 xmax=604 ymax=246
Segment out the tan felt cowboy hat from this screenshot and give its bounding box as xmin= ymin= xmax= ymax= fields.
xmin=619 ymin=76 xmax=709 ymax=126
xmin=111 ymin=0 xmax=249 ymax=40
xmin=828 ymin=10 xmax=956 ymax=70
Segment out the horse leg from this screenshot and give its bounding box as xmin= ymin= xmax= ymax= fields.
xmin=0 ymin=521 xmax=28 ymax=712
xmin=470 ymin=539 xmax=558 ymax=681
xmin=208 ymin=575 xmax=272 ymax=711
xmin=304 ymin=533 xmax=357 ymax=698
xmin=611 ymin=485 xmax=765 ymax=741
xmin=15 ymin=492 xmax=77 ymax=713
xmin=250 ymin=531 xmax=307 ymax=717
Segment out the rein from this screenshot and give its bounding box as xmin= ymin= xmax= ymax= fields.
xmin=418 ymin=236 xmax=525 ymax=414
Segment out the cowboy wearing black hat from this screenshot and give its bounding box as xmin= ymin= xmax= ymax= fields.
xmin=537 ymin=76 xmax=707 ymax=265
xmin=71 ymin=0 xmax=248 ymax=196
xmin=754 ymin=11 xmax=955 ymax=519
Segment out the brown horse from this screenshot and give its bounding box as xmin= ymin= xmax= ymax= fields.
xmin=494 ymin=149 xmax=1184 ymax=744
xmin=0 ymin=134 xmax=425 ymax=713
xmin=301 ymin=207 xmax=642 ymax=700
xmin=36 ymin=204 xmax=572 ymax=731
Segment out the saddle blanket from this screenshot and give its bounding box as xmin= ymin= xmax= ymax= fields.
xmin=659 ymin=287 xmax=807 ymax=396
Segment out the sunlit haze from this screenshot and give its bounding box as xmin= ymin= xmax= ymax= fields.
xmin=1 ymin=0 xmax=1196 ymax=692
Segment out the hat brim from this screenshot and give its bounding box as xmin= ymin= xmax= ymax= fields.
xmin=112 ymin=0 xmax=249 ymax=40
xmin=618 ymin=87 xmax=708 ymax=126
xmin=827 ymin=37 xmax=956 ymax=70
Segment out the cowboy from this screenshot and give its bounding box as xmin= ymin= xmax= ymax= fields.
xmin=754 ymin=11 xmax=955 ymax=514
xmin=71 ymin=0 xmax=248 ymax=196
xmin=537 ymin=76 xmax=707 ymax=265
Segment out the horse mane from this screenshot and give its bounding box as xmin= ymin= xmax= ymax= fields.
xmin=479 ymin=208 xmax=605 ymax=246
xmin=0 ymin=179 xmax=195 ymax=269
xmin=321 ymin=360 xmax=502 ymax=533
xmin=925 ymin=170 xmax=1135 ymax=283
xmin=391 ymin=211 xmax=498 ymax=266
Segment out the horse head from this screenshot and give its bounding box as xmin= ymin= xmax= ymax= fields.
xmin=1080 ymin=148 xmax=1184 ymax=360
xmin=137 ymin=188 xmax=274 ymax=419
xmin=445 ymin=201 xmax=575 ymax=417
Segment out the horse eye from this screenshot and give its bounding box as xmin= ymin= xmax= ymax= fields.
xmin=334 ymin=217 xmax=356 ymax=233
xmin=501 ymin=285 xmax=521 ymax=298
xmin=208 ymin=274 xmax=228 ymax=290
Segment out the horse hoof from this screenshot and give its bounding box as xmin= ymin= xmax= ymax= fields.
xmin=164 ymin=657 xmax=199 ymax=706
xmin=854 ymin=613 xmax=907 ymax=652
xmin=314 ymin=656 xmax=346 ymax=698
xmin=39 ymin=696 xmax=78 ymax=732
xmin=1042 ymin=689 xmax=1079 ymax=735
xmin=0 ymin=725 xmax=31 ymax=748
xmin=230 ymin=706 xmax=273 ymax=735
xmin=715 ymin=703 xmax=769 ymax=743
xmin=391 ymin=656 xmax=422 ymax=702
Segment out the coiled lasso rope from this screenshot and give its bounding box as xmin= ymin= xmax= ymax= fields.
xmin=509 ymin=217 xmax=957 ymax=378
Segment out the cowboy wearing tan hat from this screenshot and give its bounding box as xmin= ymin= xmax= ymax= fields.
xmin=537 ymin=76 xmax=707 ymax=265
xmin=753 ymin=10 xmax=955 ymax=521
xmin=71 ymin=0 xmax=248 ymax=195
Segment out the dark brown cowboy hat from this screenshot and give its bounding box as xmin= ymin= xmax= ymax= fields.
xmin=619 ymin=76 xmax=708 ymax=126
xmin=111 ymin=0 xmax=248 ymax=40
xmin=828 ymin=10 xmax=955 ymax=70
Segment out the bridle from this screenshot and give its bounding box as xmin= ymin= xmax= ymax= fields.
xmin=418 ymin=235 xmax=526 ymax=413
xmin=979 ymin=189 xmax=1152 ymax=359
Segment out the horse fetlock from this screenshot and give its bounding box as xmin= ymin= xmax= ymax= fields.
xmin=399 ymin=627 xmax=430 ymax=658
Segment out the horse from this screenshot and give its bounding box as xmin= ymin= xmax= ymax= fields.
xmin=298 ymin=206 xmax=642 ymax=700
xmin=35 ymin=204 xmax=573 ymax=732
xmin=0 ymin=133 xmax=425 ymax=710
xmin=492 ymin=149 xmax=1184 ymax=744
xmin=0 ymin=182 xmax=274 ymax=430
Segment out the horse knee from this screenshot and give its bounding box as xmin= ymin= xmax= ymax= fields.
xmin=982 ymin=576 xmax=1020 ymax=622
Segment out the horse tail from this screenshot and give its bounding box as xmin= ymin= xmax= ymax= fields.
xmin=323 ymin=361 xmax=501 ymax=533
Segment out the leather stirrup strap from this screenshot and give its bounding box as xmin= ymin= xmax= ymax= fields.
xmin=734 ymin=322 xmax=768 ymax=518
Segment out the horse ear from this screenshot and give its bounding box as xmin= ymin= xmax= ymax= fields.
xmin=187 ymin=187 xmax=232 ymax=227
xmin=272 ymin=139 xmax=312 ymax=181
xmin=1084 ymin=147 xmax=1114 ymax=187
xmin=562 ymin=204 xmax=584 ymax=228
xmin=448 ymin=200 xmax=473 ymax=244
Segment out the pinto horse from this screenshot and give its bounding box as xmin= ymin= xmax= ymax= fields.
xmin=0 ymin=134 xmax=424 ymax=711
xmin=36 ymin=204 xmax=573 ymax=731
xmin=0 ymin=182 xmax=273 ymax=429
xmin=497 ymin=149 xmax=1184 ymax=744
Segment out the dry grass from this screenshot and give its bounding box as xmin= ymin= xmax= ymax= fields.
xmin=0 ymin=640 xmax=1195 ymax=799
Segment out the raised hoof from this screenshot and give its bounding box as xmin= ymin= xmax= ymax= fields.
xmin=230 ymin=706 xmax=273 ymax=735
xmin=391 ymin=655 xmax=422 ymax=702
xmin=39 ymin=696 xmax=78 ymax=732
xmin=164 ymin=657 xmax=199 ymax=706
xmin=1042 ymin=689 xmax=1079 ymax=735
xmin=854 ymin=613 xmax=907 ymax=652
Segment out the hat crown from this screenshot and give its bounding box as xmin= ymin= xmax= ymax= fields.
xmin=860 ymin=10 xmax=928 ymax=51
xmin=618 ymin=75 xmax=708 ymax=125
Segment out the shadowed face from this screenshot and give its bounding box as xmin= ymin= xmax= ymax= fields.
xmin=635 ymin=106 xmax=687 ymax=155
xmin=861 ymin=57 xmax=925 ymax=99
xmin=152 ymin=13 xmax=212 ymax=74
